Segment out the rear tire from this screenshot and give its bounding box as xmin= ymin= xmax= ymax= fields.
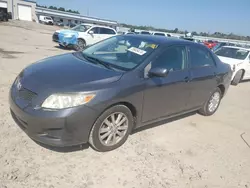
xmin=232 ymin=70 xmax=243 ymax=86
xmin=89 ymin=105 xmax=134 ymax=152
xmin=198 ymin=87 xmax=222 ymax=116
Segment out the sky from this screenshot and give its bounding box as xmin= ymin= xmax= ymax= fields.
xmin=36 ymin=0 xmax=250 ymax=36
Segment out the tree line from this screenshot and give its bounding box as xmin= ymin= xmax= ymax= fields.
xmin=37 ymin=4 xmax=80 ymax=14
xmin=121 ymin=23 xmax=250 ymax=41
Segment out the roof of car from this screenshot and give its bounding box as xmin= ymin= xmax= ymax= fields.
xmin=81 ymin=23 xmax=115 ymax=30
xmin=222 ymin=46 xmax=250 ymax=51
xmin=124 ymin=34 xmax=198 ymax=45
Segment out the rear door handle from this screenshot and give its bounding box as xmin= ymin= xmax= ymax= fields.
xmin=184 ymin=76 xmax=190 ymax=82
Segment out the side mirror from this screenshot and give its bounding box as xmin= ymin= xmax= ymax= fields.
xmin=88 ymin=30 xmax=94 ymax=34
xmin=148 ymin=67 xmax=168 ymax=77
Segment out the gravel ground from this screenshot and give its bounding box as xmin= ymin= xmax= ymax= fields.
xmin=0 ymin=20 xmax=250 ymax=188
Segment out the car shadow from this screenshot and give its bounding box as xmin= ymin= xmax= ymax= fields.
xmin=132 ymin=111 xmax=197 ymax=134
xmin=54 ymin=45 xmax=72 ymax=51
xmin=33 ymin=140 xmax=90 ymax=153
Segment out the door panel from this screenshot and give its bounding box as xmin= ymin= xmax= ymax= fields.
xmin=188 ymin=46 xmax=218 ymax=108
xmin=142 ymin=45 xmax=191 ymax=123
xmin=142 ymin=70 xmax=190 ymax=122
xmin=189 ymin=67 xmax=217 ymax=108
xmin=87 ymin=27 xmax=100 ymax=44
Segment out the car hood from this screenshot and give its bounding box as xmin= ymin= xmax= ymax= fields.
xmin=56 ymin=29 xmax=79 ymax=35
xmin=19 ymin=53 xmax=123 ymax=94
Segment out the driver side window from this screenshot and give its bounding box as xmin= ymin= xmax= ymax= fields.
xmin=89 ymin=27 xmax=99 ymax=34
xmin=152 ymin=46 xmax=186 ymax=72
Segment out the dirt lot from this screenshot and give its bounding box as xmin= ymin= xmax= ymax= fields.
xmin=0 ymin=20 xmax=250 ymax=188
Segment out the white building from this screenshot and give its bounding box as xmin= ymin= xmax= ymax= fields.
xmin=36 ymin=7 xmax=118 ymax=28
xmin=0 ymin=0 xmax=36 ymax=21
xmin=0 ymin=0 xmax=118 ymax=28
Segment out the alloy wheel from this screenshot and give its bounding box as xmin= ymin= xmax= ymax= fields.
xmin=98 ymin=112 xmax=129 ymax=146
xmin=208 ymin=91 xmax=220 ymax=112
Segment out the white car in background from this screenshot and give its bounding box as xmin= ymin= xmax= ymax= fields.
xmin=53 ymin=24 xmax=117 ymax=50
xmin=215 ymin=46 xmax=250 ymax=85
xmin=39 ymin=15 xmax=54 ymax=25
xmin=152 ymin=32 xmax=171 ymax=37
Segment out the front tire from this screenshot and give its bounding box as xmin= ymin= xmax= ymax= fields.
xmin=74 ymin=39 xmax=86 ymax=51
xmin=198 ymin=88 xmax=222 ymax=116
xmin=89 ymin=105 xmax=134 ymax=152
xmin=232 ymin=70 xmax=243 ymax=86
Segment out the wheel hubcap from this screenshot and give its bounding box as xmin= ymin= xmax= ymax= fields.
xmin=208 ymin=91 xmax=220 ymax=112
xmin=78 ymin=40 xmax=85 ymax=49
xmin=99 ymin=112 xmax=129 ymax=146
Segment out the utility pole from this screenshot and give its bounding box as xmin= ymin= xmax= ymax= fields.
xmin=87 ymin=8 xmax=89 ymax=16
xmin=12 ymin=0 xmax=14 ymax=19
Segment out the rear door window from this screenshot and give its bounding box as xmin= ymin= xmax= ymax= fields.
xmin=99 ymin=28 xmax=116 ymax=35
xmin=189 ymin=46 xmax=215 ymax=68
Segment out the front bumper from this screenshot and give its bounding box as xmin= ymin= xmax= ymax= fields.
xmin=9 ymin=93 xmax=98 ymax=147
xmin=52 ymin=32 xmax=78 ymax=47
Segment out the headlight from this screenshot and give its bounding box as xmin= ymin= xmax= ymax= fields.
xmin=41 ymin=93 xmax=95 ymax=109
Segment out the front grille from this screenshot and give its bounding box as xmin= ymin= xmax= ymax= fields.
xmin=53 ymin=32 xmax=59 ymax=42
xmin=16 ymin=87 xmax=37 ymax=102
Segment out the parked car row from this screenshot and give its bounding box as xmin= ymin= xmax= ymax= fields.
xmin=123 ymin=31 xmax=172 ymax=37
xmin=10 ymin=34 xmax=239 ymax=152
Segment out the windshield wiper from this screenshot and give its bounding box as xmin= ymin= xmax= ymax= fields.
xmin=82 ymin=54 xmax=114 ymax=70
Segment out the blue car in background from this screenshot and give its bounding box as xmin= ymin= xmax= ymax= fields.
xmin=52 ymin=24 xmax=117 ymax=50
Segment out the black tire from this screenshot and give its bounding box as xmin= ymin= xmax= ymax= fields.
xmin=232 ymin=70 xmax=243 ymax=86
xmin=74 ymin=39 xmax=86 ymax=51
xmin=89 ymin=105 xmax=134 ymax=152
xmin=3 ymin=16 xmax=8 ymax=22
xmin=198 ymin=87 xmax=222 ymax=116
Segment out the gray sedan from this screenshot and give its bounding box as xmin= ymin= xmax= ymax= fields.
xmin=10 ymin=35 xmax=232 ymax=152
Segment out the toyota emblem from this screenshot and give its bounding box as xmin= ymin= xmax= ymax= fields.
xmin=16 ymin=79 xmax=22 ymax=90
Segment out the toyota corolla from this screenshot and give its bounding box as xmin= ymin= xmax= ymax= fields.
xmin=10 ymin=35 xmax=232 ymax=152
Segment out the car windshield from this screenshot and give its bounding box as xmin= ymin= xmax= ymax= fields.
xmin=46 ymin=17 xmax=52 ymax=20
xmin=154 ymin=33 xmax=165 ymax=36
xmin=71 ymin=25 xmax=91 ymax=32
xmin=215 ymin=47 xmax=249 ymax=60
xmin=82 ymin=35 xmax=159 ymax=71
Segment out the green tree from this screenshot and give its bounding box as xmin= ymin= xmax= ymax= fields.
xmin=191 ymin=31 xmax=198 ymax=36
xmin=58 ymin=7 xmax=65 ymax=11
